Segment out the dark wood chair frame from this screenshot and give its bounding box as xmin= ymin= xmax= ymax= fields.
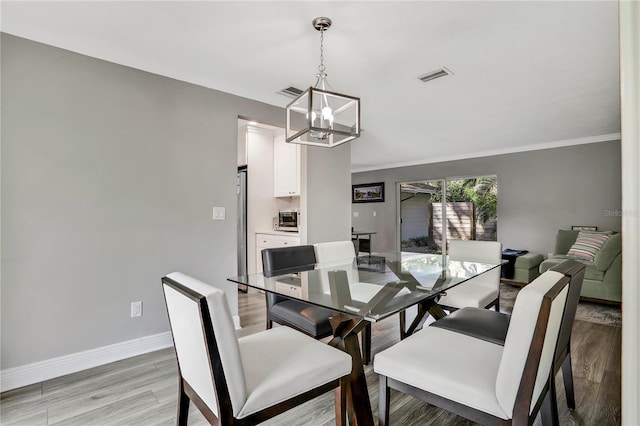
xmin=162 ymin=276 xmax=348 ymax=426
xmin=544 ymin=261 xmax=585 ymax=418
xmin=378 ymin=275 xmax=571 ymax=426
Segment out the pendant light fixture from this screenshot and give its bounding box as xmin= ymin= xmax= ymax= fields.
xmin=286 ymin=17 xmax=360 ymax=147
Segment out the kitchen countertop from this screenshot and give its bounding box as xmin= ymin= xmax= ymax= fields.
xmin=256 ymin=230 xmax=301 ymax=237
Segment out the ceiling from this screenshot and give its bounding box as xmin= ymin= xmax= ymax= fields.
xmin=1 ymin=1 xmax=621 ymax=172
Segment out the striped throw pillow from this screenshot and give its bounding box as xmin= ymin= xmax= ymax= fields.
xmin=567 ymin=231 xmax=610 ymax=261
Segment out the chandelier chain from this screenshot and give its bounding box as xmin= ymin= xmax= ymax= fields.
xmin=318 ymin=29 xmax=326 ymax=75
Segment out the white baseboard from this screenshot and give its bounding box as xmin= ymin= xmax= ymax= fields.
xmin=1 ymin=317 xmax=243 ymax=392
xmin=0 ymin=332 xmax=173 ymax=392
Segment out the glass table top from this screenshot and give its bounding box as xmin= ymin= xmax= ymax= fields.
xmin=227 ymin=252 xmax=503 ymax=322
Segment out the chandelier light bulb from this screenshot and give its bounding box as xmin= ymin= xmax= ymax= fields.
xmin=306 ymin=111 xmax=318 ymax=123
xmin=321 ymin=106 xmax=334 ymax=123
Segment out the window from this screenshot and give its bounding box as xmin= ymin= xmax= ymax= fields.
xmin=399 ymin=176 xmax=497 ymax=253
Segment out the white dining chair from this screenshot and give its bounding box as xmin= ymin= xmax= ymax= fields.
xmin=437 ymin=240 xmax=503 ymax=311
xmin=429 ymin=259 xmax=586 ymax=416
xmin=374 ymin=269 xmax=569 ymax=425
xmin=161 ymin=272 xmax=352 ymax=425
xmin=313 ymin=240 xmax=374 ymax=364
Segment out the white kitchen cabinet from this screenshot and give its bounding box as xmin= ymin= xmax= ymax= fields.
xmin=255 ymin=232 xmax=301 ymax=273
xmin=275 ymin=280 xmax=302 ymax=298
xmin=276 ymin=235 xmax=300 ymax=247
xmin=273 ymin=134 xmax=300 ymax=197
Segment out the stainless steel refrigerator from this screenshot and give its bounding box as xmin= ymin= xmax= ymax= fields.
xmin=237 ymin=166 xmax=248 ymax=292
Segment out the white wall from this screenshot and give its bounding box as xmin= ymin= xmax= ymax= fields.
xmin=243 ymin=125 xmax=278 ymax=274
xmin=619 ymin=2 xmax=640 ymax=423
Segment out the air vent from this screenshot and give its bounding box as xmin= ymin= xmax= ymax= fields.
xmin=277 ymin=86 xmax=305 ymax=99
xmin=417 ymin=67 xmax=453 ymax=83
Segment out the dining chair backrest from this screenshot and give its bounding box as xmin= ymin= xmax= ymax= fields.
xmin=495 ymin=270 xmax=569 ymax=419
xmin=261 ymin=245 xmax=317 ymax=278
xmin=162 ymin=272 xmax=246 ymax=418
xmin=314 ymin=241 xmax=359 ymax=292
xmin=448 ymin=240 xmax=502 ymax=288
xmin=262 ymin=245 xmax=317 ymax=307
xmin=314 ymin=241 xmax=357 ymax=263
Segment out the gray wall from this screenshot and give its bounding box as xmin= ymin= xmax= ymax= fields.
xmin=352 ymin=141 xmax=622 ymax=256
xmin=306 ymin=143 xmax=352 ymax=243
xmin=0 ymin=34 xmax=349 ymax=370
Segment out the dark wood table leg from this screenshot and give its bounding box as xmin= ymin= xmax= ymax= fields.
xmin=399 ymin=310 xmax=407 ymax=340
xmin=401 ymin=298 xmax=449 ymax=338
xmin=361 ymin=322 xmax=372 ymax=365
xmin=427 ymin=302 xmax=447 ymax=320
xmin=329 ymin=315 xmax=374 ymax=426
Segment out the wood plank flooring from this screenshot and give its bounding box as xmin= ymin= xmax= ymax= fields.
xmin=1 ymin=292 xmax=621 ymax=425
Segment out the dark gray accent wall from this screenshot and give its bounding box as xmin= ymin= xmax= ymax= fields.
xmin=0 ymin=34 xmax=349 ymax=370
xmin=352 ymin=141 xmax=622 ymax=256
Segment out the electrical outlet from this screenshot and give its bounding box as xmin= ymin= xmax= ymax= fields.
xmin=373 ymin=211 xmax=377 ymax=217
xmin=131 ymin=301 xmax=142 ymax=318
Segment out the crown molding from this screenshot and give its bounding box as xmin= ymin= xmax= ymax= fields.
xmin=351 ymin=133 xmax=621 ymax=174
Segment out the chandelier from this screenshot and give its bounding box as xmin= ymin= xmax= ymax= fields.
xmin=286 ymin=17 xmax=360 ymax=147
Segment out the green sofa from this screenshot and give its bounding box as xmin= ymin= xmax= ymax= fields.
xmin=539 ymin=230 xmax=621 ymax=304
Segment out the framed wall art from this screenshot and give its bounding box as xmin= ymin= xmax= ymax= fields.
xmin=352 ymin=182 xmax=385 ymax=203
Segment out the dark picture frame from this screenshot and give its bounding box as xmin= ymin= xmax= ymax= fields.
xmin=571 ymin=225 xmax=598 ymax=231
xmin=352 ymin=182 xmax=385 ymax=203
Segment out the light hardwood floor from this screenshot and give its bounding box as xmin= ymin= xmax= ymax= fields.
xmin=1 ymin=292 xmax=621 ymax=425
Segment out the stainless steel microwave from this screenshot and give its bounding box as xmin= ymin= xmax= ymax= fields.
xmin=277 ymin=211 xmax=298 ymax=232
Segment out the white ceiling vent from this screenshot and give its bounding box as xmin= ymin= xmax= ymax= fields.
xmin=418 ymin=67 xmax=454 ymax=83
xmin=277 ymin=86 xmax=305 ymax=98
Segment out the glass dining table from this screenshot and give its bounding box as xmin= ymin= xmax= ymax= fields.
xmin=227 ymin=251 xmax=503 ymax=426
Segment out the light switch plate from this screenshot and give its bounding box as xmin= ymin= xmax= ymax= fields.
xmin=353 ymin=212 xmax=359 ymax=217
xmin=131 ymin=301 xmax=142 ymax=318
xmin=213 ymin=207 xmax=226 ymax=220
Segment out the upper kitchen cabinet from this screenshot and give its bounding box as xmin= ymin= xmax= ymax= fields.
xmin=273 ymin=133 xmax=300 ymax=197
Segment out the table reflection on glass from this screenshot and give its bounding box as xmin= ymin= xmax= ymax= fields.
xmin=227 ymin=252 xmax=502 ymax=426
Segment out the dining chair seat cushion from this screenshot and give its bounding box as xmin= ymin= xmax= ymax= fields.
xmin=430 ymin=307 xmax=510 ymax=346
xmin=437 ymin=284 xmax=498 ymax=309
xmin=374 ymin=326 xmax=509 ymax=419
xmin=269 ymin=299 xmax=334 ymax=337
xmin=237 ymin=326 xmax=352 ymax=418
